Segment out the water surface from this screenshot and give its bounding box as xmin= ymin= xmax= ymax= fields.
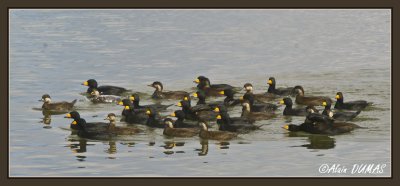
xmin=9 ymin=9 xmax=391 ymax=177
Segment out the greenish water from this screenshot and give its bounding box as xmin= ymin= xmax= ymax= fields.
xmin=9 ymin=9 xmax=391 ymax=177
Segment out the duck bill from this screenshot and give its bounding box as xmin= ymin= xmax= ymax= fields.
xmin=129 ymin=96 xmax=135 ymax=101
xmin=193 ymin=93 xmax=198 ymax=98
xmin=64 ymin=113 xmax=72 ymax=118
xmin=213 ymin=107 xmax=220 ymax=112
xmin=279 ymin=100 xmax=284 ymax=105
xmin=193 ymin=79 xmax=200 ymax=84
xmin=335 ymin=95 xmax=340 ymax=99
xmin=282 ymin=125 xmax=289 ymax=130
xmin=170 ymin=113 xmax=176 ymax=117
xmin=267 ymin=80 xmax=272 ymax=85
xmin=82 ymin=81 xmax=89 ymax=86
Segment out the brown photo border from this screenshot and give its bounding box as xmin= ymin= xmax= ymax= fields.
xmin=0 ymin=0 xmax=398 ymax=185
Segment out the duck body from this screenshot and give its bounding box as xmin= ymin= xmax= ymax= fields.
xmin=194 ymin=76 xmax=238 ymax=97
xmin=280 ymin=98 xmax=314 ymax=116
xmin=105 ymin=113 xmax=143 ymax=135
xmin=83 ymin=79 xmax=127 ymax=96
xmin=119 ymin=99 xmax=148 ymax=124
xmin=216 ymin=112 xmax=259 ymax=133
xmin=285 ymin=121 xmax=362 ymax=135
xmin=334 ymin=92 xmax=370 ymax=110
xmin=195 ymin=76 xmax=236 ymax=90
xmin=130 ymin=94 xmax=172 ymax=111
xmin=163 ymin=127 xmax=199 ymax=137
xmin=170 ymin=110 xmax=198 ymax=128
xmin=241 ymin=100 xmax=275 ymax=120
xmin=322 ymin=102 xmax=361 ymax=121
xmin=145 ymin=108 xmax=165 ymax=128
xmin=243 ymin=93 xmax=278 ymax=112
xmin=180 ymin=100 xmax=217 ymax=121
xmin=267 ymin=77 xmax=295 ymax=96
xmin=89 ymin=90 xmax=121 ymax=104
xmin=163 ymin=119 xmax=199 ymax=137
xmin=199 ymin=122 xmax=237 ymax=140
xmin=149 ymin=81 xmax=189 ymax=100
xmin=193 ymin=90 xmax=223 ymax=108
xmin=243 ymin=83 xmax=276 ymax=102
xmin=221 ymin=89 xmax=241 ymax=107
xmin=293 ymin=86 xmax=332 ymax=106
xmin=64 ymin=112 xmax=114 ymax=138
xmin=40 ymin=94 xmax=77 ymax=112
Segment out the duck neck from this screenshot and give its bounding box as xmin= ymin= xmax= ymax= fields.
xmin=197 ymin=98 xmax=206 ymax=105
xmin=108 ymin=120 xmax=116 ymax=128
xmin=132 ymin=100 xmax=140 ymax=108
xmin=268 ymin=83 xmax=275 ymax=92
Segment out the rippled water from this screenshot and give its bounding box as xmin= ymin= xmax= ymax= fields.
xmin=9 ymin=9 xmax=391 ymax=177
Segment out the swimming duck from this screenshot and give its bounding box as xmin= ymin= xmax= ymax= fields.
xmin=64 ymin=111 xmax=109 ymax=134
xmin=89 ymin=89 xmax=121 ymax=104
xmin=214 ymin=105 xmax=256 ymax=124
xmin=144 ymin=108 xmax=165 ymax=128
xmin=322 ymin=101 xmax=361 ymax=121
xmin=177 ymin=100 xmax=217 ymax=121
xmin=117 ymin=99 xmax=147 ymax=124
xmin=163 ymin=118 xmax=199 ymax=137
xmin=283 ymin=120 xmax=363 ymax=135
xmin=241 ymin=93 xmax=278 ymax=112
xmin=219 ymin=89 xmax=241 ymax=107
xmin=194 ymin=76 xmax=235 ymax=90
xmin=148 ymin=81 xmax=189 ymax=100
xmin=193 ymin=90 xmax=220 ymax=108
xmin=40 ymin=94 xmax=77 ymax=112
xmin=267 ymin=77 xmax=295 ymax=96
xmin=243 ymin=83 xmax=275 ymax=102
xmin=129 ymin=94 xmax=172 ymax=111
xmin=199 ymin=121 xmax=238 ymax=141
xmin=216 ymin=112 xmax=260 ymax=134
xmin=293 ymin=86 xmax=333 ymax=106
xmin=241 ymin=100 xmax=275 ymax=120
xmin=279 ymin=97 xmax=317 ymax=116
xmin=82 ymin=79 xmax=128 ymax=96
xmin=334 ymin=92 xmax=370 ymax=110
xmin=170 ymin=110 xmax=198 ymax=128
xmin=104 ymin=113 xmax=144 ymax=134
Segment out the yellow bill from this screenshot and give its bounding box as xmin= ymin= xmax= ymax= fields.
xmin=216 ymin=115 xmax=222 ymax=119
xmin=213 ymin=107 xmax=220 ymax=112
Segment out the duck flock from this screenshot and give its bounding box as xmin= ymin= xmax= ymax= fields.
xmin=39 ymin=76 xmax=371 ymax=141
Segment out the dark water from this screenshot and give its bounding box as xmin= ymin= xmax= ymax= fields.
xmin=9 ymin=9 xmax=391 ymax=177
